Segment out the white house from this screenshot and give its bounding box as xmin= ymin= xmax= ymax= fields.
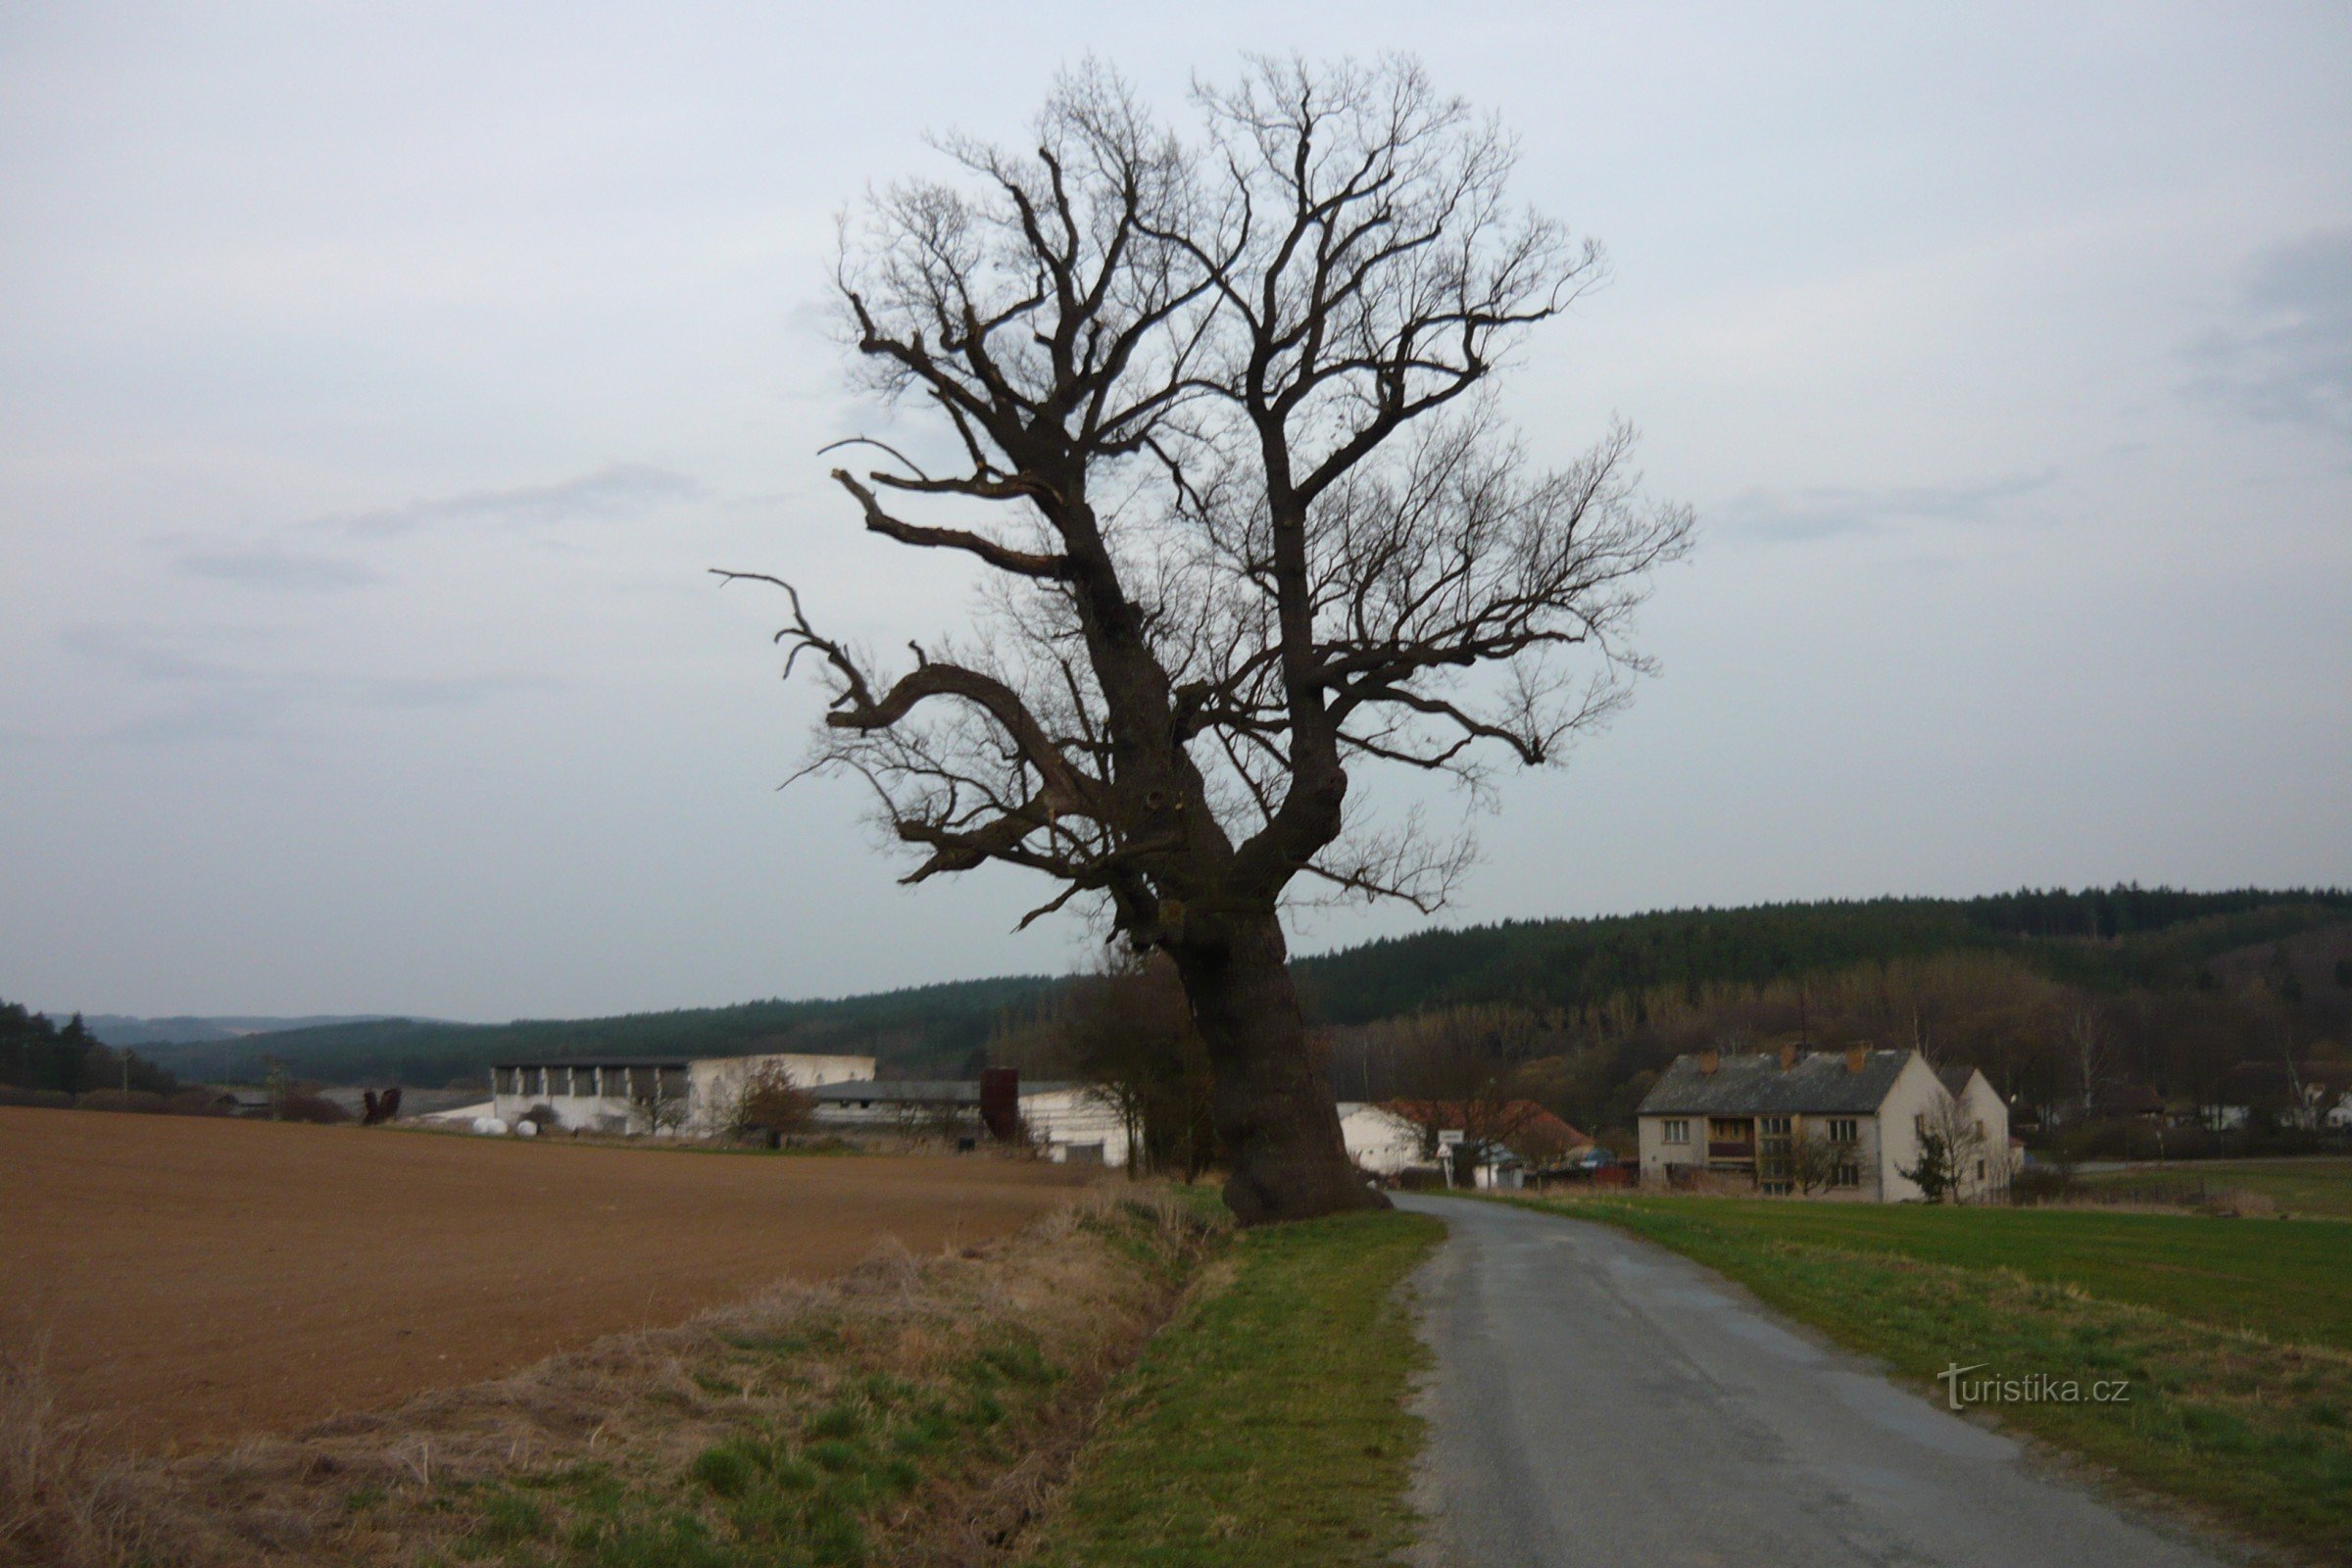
xmin=1636 ymin=1046 xmax=2013 ymax=1202
xmin=1338 ymin=1102 xmax=1425 ymax=1177
xmin=490 ymin=1052 xmax=876 ymax=1137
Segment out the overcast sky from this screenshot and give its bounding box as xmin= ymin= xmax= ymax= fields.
xmin=4 ymin=2 xmax=2347 ymax=1021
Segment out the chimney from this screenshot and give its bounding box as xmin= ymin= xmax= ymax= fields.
xmin=1779 ymin=1044 xmax=1797 ymax=1071
xmin=1844 ymin=1045 xmax=1867 ymax=1076
xmin=1697 ymin=1048 xmax=1720 ymax=1076
xmin=979 ymin=1066 xmax=1021 ymax=1141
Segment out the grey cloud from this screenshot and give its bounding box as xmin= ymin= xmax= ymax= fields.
xmin=315 ymin=464 xmax=704 ymax=538
xmin=1714 ymin=469 xmax=2059 ymax=543
xmin=172 ymin=546 xmax=384 ymax=589
xmin=2186 ymin=228 xmax=2352 ymax=444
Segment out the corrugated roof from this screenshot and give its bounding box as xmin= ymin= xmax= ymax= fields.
xmin=808 ymin=1079 xmax=1084 ymax=1104
xmin=1637 ymin=1050 xmax=1918 ymax=1116
xmin=490 ymin=1056 xmax=693 ymax=1070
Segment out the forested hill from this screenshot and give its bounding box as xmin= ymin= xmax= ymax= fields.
xmin=134 ymin=976 xmax=1057 ymax=1088
xmin=124 ymin=886 xmax=2350 ymax=1087
xmin=1292 ymin=887 xmax=2352 ymax=1025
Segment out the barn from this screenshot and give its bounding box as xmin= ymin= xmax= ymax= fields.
xmin=489 ymin=1051 xmax=875 ymax=1136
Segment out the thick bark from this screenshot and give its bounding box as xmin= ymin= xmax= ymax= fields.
xmin=1171 ymin=911 xmax=1389 ymax=1225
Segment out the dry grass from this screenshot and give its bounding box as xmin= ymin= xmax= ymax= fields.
xmin=1 ymin=1342 xmax=172 ymax=1568
xmin=1 ymin=1186 xmax=1226 ymax=1568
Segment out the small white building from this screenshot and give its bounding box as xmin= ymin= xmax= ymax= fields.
xmin=490 ymin=1052 xmax=876 ymax=1137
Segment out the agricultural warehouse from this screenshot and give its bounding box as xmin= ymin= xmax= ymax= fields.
xmin=489 ymin=1051 xmax=874 ymax=1136
xmin=808 ymin=1075 xmax=1133 ymax=1166
xmin=1637 ymin=1046 xmax=2013 ymax=1201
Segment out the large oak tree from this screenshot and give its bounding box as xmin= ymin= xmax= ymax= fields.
xmin=724 ymin=58 xmax=1691 ymax=1222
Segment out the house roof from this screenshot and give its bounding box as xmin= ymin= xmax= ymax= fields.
xmin=1638 ymin=1050 xmax=1917 ymax=1116
xmin=1936 ymin=1064 xmax=1982 ymax=1100
xmin=1379 ymin=1100 xmax=1588 ymax=1149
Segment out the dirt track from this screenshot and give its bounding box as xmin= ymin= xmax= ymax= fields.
xmin=0 ymin=1109 xmax=1090 ymax=1452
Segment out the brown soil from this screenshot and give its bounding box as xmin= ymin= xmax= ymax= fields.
xmin=0 ymin=1108 xmax=1088 ymax=1454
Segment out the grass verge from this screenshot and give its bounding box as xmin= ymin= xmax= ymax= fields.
xmin=1019 ymin=1206 xmax=1445 ymax=1568
xmin=1 ymin=1188 xmax=1222 ymax=1568
xmin=1511 ymin=1195 xmax=2352 ymax=1563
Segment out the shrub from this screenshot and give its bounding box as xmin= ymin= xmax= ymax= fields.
xmin=0 ymin=1087 xmax=72 ymax=1110
xmin=515 ymin=1102 xmax=561 ymax=1132
xmin=728 ymin=1064 xmax=816 ymax=1140
xmin=278 ymin=1093 xmax=352 ymax=1124
xmin=163 ymin=1089 xmax=231 ymax=1116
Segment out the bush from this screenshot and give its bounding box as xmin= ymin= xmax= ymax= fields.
xmin=2010 ymin=1165 xmax=2077 ymax=1205
xmin=729 ymin=1064 xmax=816 ymax=1140
xmin=515 ymin=1102 xmax=561 ymax=1132
xmin=163 ymin=1089 xmax=231 ymax=1116
xmin=278 ymin=1093 xmax=352 ymax=1124
xmin=0 ymin=1086 xmax=72 ymax=1110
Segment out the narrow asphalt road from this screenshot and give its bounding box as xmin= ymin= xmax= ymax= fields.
xmin=1397 ymin=1195 xmax=2240 ymax=1568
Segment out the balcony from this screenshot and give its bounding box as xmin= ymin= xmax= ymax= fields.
xmin=1706 ymin=1140 xmax=1754 ymax=1159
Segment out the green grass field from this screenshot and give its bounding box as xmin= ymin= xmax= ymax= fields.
xmin=1021 ymin=1207 xmax=1445 ymax=1568
xmin=1519 ymin=1195 xmax=2352 ymax=1561
xmin=2079 ymin=1156 xmax=2352 ymax=1220
xmin=1559 ymin=1194 xmax=2352 ymax=1350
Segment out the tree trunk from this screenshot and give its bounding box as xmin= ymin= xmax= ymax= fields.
xmin=1172 ymin=912 xmax=1390 ymax=1225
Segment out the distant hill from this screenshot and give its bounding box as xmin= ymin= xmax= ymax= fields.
xmin=133 ymin=978 xmax=1058 ymax=1087
xmin=82 ymin=1013 xmax=406 ymax=1049
xmin=123 ymin=886 xmax=2352 ymax=1087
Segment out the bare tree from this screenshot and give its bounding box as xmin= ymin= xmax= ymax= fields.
xmin=2069 ymin=1004 xmax=2115 ymax=1117
xmin=1910 ymin=1092 xmax=1992 ymax=1204
xmin=722 ymin=59 xmax=1690 ymax=1222
xmin=1382 ymin=1004 xmax=1561 ymax=1181
xmin=1782 ymin=1125 xmax=1854 ymax=1196
xmin=1000 ymin=951 xmax=1218 ymax=1181
xmin=633 ymin=1071 xmax=689 ymax=1137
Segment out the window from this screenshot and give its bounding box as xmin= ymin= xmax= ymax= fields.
xmin=1828 ymin=1118 xmax=1857 ymax=1144
xmin=495 ymin=1067 xmax=516 ymax=1096
xmin=1760 ymin=1116 xmax=1791 ymax=1136
xmin=1661 ymin=1118 xmax=1690 ymax=1145
xmin=1977 ymin=1159 xmax=1986 ymax=1181
xmin=1833 ymin=1161 xmax=1860 ymax=1188
xmin=570 ymin=1065 xmax=599 ymax=1097
xmin=1709 ymin=1118 xmax=1748 ymax=1142
xmin=1761 ymin=1181 xmax=1792 ymax=1196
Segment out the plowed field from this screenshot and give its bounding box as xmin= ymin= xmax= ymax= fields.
xmin=0 ymin=1108 xmax=1088 ymax=1451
